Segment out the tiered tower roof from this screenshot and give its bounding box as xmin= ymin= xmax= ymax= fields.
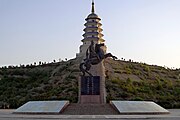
xmin=77 ymin=0 xmax=106 ymax=58
xmin=81 ymin=0 xmax=105 ymax=43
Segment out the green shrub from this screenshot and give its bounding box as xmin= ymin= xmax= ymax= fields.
xmin=111 ymin=78 xmax=120 ymax=84
xmin=132 ymin=97 xmax=144 ymax=101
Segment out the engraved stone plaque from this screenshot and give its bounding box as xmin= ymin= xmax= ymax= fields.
xmin=81 ymin=76 xmax=100 ymax=95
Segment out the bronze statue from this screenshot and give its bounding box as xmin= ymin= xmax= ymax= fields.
xmin=80 ymin=41 xmax=117 ymax=76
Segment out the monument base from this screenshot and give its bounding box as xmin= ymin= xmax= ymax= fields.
xmin=13 ymin=101 xmax=69 ymax=114
xmin=111 ymin=101 xmax=169 ymax=114
xmin=80 ymin=95 xmax=100 ymax=104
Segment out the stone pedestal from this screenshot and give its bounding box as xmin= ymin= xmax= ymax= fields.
xmin=14 ymin=101 xmax=69 ymax=114
xmin=79 ymin=61 xmax=106 ymax=104
xmin=111 ymin=101 xmax=169 ymax=114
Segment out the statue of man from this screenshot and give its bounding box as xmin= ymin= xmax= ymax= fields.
xmin=80 ymin=41 xmax=117 ymax=76
xmin=95 ymin=43 xmax=105 ymax=60
xmin=86 ymin=41 xmax=97 ymax=59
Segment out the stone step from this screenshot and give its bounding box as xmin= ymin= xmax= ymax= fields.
xmin=62 ymin=103 xmax=119 ymax=115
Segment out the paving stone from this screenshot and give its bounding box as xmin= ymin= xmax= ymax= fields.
xmin=62 ymin=103 xmax=119 ymax=115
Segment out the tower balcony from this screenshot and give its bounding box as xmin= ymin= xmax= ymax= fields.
xmin=82 ymin=32 xmax=104 ymax=38
xmin=81 ymin=37 xmax=105 ymax=43
xmin=84 ymin=22 xmax=102 ymax=27
xmin=87 ymin=19 xmax=101 ymax=22
xmin=83 ymin=27 xmax=103 ymax=32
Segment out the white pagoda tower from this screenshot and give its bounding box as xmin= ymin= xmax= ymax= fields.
xmin=77 ymin=1 xmax=106 ymax=58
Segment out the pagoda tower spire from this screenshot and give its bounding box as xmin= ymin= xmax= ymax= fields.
xmin=91 ymin=0 xmax=95 ymax=13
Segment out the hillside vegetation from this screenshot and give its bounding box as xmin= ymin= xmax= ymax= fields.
xmin=0 ymin=58 xmax=179 ymax=109
xmin=105 ymin=58 xmax=180 ymax=108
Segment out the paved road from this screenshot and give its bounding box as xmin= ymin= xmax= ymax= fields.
xmin=0 ymin=109 xmax=180 ymax=120
xmin=1 ymin=118 xmax=180 ymax=120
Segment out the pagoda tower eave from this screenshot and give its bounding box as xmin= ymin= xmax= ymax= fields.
xmin=81 ymin=38 xmax=105 ymax=43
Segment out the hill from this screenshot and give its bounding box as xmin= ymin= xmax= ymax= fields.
xmin=0 ymin=58 xmax=180 ymax=109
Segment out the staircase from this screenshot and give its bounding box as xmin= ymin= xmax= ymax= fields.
xmin=62 ymin=103 xmax=119 ymax=115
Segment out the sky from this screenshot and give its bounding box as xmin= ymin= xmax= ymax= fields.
xmin=0 ymin=0 xmax=180 ymax=68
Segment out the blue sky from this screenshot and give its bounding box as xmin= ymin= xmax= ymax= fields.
xmin=0 ymin=0 xmax=180 ymax=68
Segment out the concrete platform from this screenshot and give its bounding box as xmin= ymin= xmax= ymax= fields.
xmin=111 ymin=101 xmax=169 ymax=114
xmin=13 ymin=101 xmax=69 ymax=114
